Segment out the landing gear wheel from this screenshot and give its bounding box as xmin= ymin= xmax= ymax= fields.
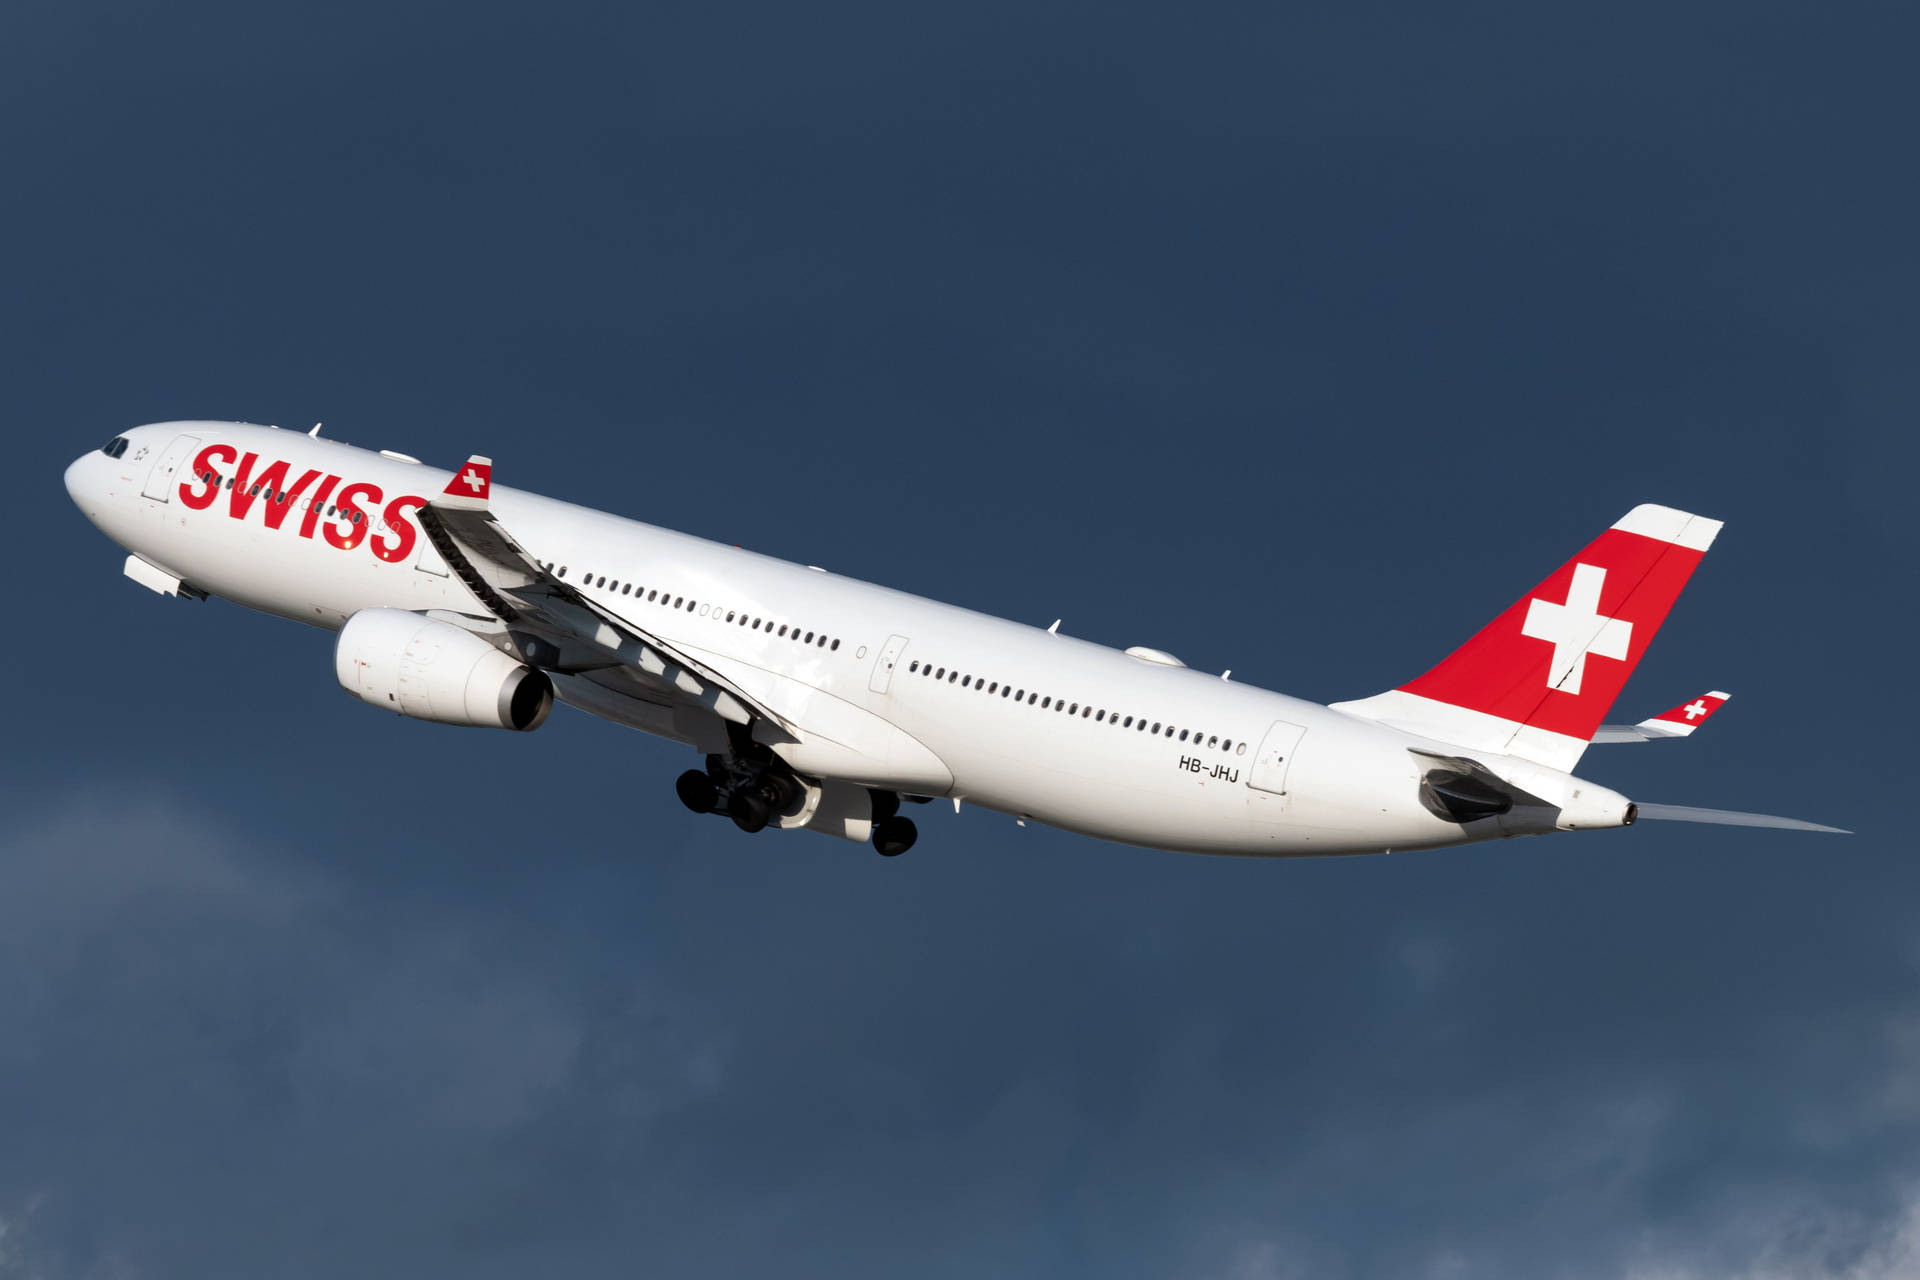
xmin=872 ymin=816 xmax=917 ymax=857
xmin=730 ymin=792 xmax=771 ymax=834
xmin=676 ymin=770 xmax=718 ymax=814
xmin=759 ymin=773 xmax=802 ymax=814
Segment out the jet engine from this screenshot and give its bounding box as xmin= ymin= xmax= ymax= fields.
xmin=335 ymin=608 xmax=553 ymax=731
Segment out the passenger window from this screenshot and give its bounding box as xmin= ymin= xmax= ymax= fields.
xmin=1001 ymin=686 xmax=1011 ymax=697
xmin=1069 ymin=703 xmax=1078 ymax=715
xmin=1041 ymin=697 xmax=1051 ymax=709
xmin=1237 ymin=742 xmax=1247 ymax=755
xmin=803 ymin=631 xmax=814 ymax=643
xmin=1123 ymin=716 xmax=1133 ymax=728
xmin=1208 ymin=736 xmax=1218 ymax=748
xmin=948 ymin=671 xmax=958 ymax=683
xmin=961 ymin=676 xmax=971 ymax=688
xmin=830 ymin=639 xmax=840 ymax=650
xmin=910 ymin=661 xmax=919 ymax=672
xmin=1095 ymin=710 xmax=1105 ymax=722
xmin=988 ymin=682 xmax=998 ymax=694
xmin=1221 ymin=739 xmax=1231 ymax=751
xmin=1179 ymin=730 xmax=1189 ymax=741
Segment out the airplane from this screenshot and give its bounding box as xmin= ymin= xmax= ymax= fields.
xmin=64 ymin=421 xmax=1847 ymax=858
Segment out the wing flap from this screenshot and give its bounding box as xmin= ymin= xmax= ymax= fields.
xmin=418 ymin=457 xmax=791 ymax=732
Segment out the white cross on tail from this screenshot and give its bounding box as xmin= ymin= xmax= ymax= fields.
xmin=1682 ymin=699 xmax=1709 ymax=720
xmin=460 ymin=467 xmax=486 ymax=493
xmin=1519 ymin=563 xmax=1632 ymax=695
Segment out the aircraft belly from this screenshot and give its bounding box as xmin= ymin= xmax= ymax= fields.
xmin=938 ymin=706 xmax=1477 ymax=857
xmin=688 ymin=648 xmax=955 ymax=794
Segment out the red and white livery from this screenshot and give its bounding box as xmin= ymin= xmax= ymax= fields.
xmin=1592 ymin=691 xmax=1733 ymax=743
xmin=65 ymin=422 xmax=1847 ymax=857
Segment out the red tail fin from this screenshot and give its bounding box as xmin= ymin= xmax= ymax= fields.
xmin=1331 ymin=505 xmax=1722 ymax=771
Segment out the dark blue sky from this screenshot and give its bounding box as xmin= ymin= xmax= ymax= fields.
xmin=7 ymin=2 xmax=1913 ymax=1276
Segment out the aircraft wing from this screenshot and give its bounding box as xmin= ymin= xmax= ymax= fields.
xmin=1591 ymin=691 xmax=1731 ymax=743
xmin=416 ymin=456 xmax=795 ymax=732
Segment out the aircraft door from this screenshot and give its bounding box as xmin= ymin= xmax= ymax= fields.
xmin=869 ymin=634 xmax=910 ymax=694
xmin=413 ymin=532 xmax=449 ymax=576
xmin=141 ymin=433 xmax=201 ymax=502
xmin=1247 ymin=720 xmax=1308 ymax=796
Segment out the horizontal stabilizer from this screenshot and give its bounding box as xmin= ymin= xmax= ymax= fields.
xmin=1634 ymin=802 xmax=1850 ymax=834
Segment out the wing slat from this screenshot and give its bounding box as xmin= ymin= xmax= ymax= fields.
xmin=419 ymin=460 xmax=793 ymax=732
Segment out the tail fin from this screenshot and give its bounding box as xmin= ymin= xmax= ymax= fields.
xmin=1330 ymin=504 xmax=1722 ymax=771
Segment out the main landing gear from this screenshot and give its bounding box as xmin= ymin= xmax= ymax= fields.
xmin=871 ymin=816 xmax=917 ymax=856
xmin=675 ymin=761 xmax=800 ymax=834
xmin=674 ymin=733 xmax=919 ymax=856
xmin=866 ymin=787 xmax=917 ymax=856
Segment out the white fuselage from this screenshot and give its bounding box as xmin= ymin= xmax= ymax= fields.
xmin=66 ymin=422 xmax=1630 ymax=857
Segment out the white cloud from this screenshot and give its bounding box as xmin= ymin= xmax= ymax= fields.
xmin=1622 ymin=1184 xmax=1920 ymax=1280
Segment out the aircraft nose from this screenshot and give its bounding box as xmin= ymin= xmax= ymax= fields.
xmin=64 ymin=452 xmax=90 ymax=506
xmin=65 ymin=448 xmax=111 ymax=526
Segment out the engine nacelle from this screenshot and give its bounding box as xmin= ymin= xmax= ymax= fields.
xmin=335 ymin=609 xmax=553 ymax=731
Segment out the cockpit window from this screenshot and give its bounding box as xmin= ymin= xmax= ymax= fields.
xmin=100 ymin=436 xmax=129 ymax=458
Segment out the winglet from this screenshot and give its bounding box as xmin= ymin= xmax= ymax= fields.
xmin=441 ymin=456 xmax=493 ymax=511
xmin=1590 ymin=691 xmax=1732 ymax=743
xmin=1634 ymin=690 xmax=1731 ymax=739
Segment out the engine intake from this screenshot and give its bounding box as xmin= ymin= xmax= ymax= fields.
xmin=335 ymin=609 xmax=553 ymax=731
